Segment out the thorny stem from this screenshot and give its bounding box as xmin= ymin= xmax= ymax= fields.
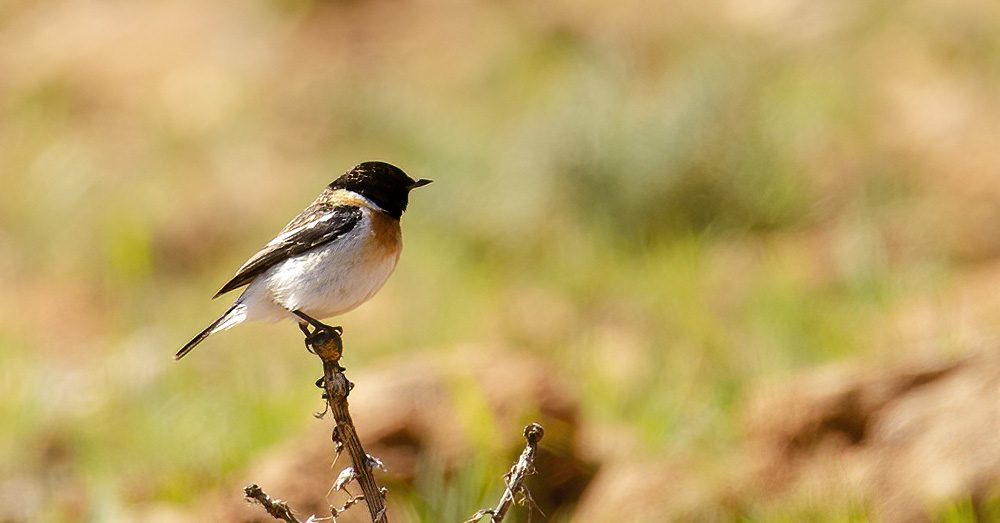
xmin=245 ymin=483 xmax=302 ymax=523
xmin=311 ymin=327 xmax=389 ymax=523
xmin=466 ymin=423 xmax=545 ymax=523
xmin=245 ymin=325 xmax=388 ymax=523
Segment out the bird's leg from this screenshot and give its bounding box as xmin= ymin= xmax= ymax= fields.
xmin=298 ymin=322 xmax=316 ymax=353
xmin=292 ymin=310 xmax=343 ymax=354
xmin=292 ymin=310 xmax=342 ymax=334
xmin=292 ymin=311 xmax=346 ymax=396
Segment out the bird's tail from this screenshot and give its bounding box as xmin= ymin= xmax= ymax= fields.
xmin=174 ymin=303 xmax=248 ymax=360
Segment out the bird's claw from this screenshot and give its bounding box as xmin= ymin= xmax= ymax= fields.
xmin=293 ymin=311 xmax=343 ymax=352
xmin=305 ymin=324 xmax=342 ymax=349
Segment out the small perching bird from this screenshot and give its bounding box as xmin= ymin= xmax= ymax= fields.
xmin=175 ymin=161 xmax=431 ymax=360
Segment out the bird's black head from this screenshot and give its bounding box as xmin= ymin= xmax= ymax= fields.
xmin=329 ymin=161 xmax=431 ymax=219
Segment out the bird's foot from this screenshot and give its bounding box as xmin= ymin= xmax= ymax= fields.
xmin=292 ymin=310 xmax=343 ymax=353
xmin=301 ymin=323 xmax=343 ymax=353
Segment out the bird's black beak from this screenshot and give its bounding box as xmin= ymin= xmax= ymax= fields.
xmin=410 ymin=178 xmax=433 ymax=189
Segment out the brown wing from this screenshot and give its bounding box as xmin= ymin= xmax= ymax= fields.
xmin=213 ymin=204 xmax=363 ymax=298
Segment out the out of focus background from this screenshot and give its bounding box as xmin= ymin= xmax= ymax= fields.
xmin=3 ymin=0 xmax=1000 ymax=521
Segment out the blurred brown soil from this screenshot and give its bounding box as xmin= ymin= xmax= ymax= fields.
xmin=567 ymin=351 xmax=1000 ymax=522
xmin=134 ymin=338 xmax=1000 ymax=522
xmin=743 ymin=352 xmax=994 ymax=522
xmin=174 ymin=347 xmax=593 ymax=523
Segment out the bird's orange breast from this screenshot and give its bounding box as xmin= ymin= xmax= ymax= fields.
xmin=365 ymin=208 xmax=403 ymax=265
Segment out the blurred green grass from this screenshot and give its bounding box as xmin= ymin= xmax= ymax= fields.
xmin=2 ymin=0 xmax=1000 ymax=520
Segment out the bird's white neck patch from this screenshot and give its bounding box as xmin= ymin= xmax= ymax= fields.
xmin=331 ymin=189 xmax=387 ymax=214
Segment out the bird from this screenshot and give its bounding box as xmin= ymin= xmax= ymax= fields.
xmin=175 ymin=161 xmax=431 ymax=360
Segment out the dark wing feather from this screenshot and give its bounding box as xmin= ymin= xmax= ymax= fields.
xmin=213 ymin=204 xmax=363 ymax=298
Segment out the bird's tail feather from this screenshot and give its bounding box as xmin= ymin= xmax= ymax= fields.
xmin=174 ymin=303 xmax=247 ymax=360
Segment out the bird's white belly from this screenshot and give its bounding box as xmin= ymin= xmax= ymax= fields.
xmin=239 ymin=214 xmax=401 ymax=323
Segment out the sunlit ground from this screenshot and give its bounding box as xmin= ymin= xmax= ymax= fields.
xmin=2 ymin=0 xmax=1000 ymax=520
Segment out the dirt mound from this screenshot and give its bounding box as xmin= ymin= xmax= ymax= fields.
xmin=180 ymin=346 xmax=592 ymax=522
xmin=745 ymin=351 xmax=1000 ymax=521
xmin=146 ymin=347 xmax=1000 ymax=522
xmin=572 ymin=350 xmax=1000 ymax=521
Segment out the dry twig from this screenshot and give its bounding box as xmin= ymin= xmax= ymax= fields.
xmin=246 ymin=326 xmax=389 ymax=523
xmin=466 ymin=423 xmax=545 ymax=523
xmin=245 ymin=483 xmax=302 ymax=523
xmin=309 ymin=327 xmax=389 ymax=523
